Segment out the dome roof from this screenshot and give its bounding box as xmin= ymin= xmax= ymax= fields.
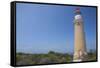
xmin=75 ymin=8 xmax=81 ymax=14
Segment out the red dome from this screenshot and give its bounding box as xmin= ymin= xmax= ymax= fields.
xmin=75 ymin=8 xmax=81 ymax=14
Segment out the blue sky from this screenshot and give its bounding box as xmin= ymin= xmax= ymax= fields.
xmin=16 ymin=3 xmax=97 ymax=54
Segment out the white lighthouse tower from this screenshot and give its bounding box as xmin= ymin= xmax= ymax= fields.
xmin=73 ymin=8 xmax=87 ymax=62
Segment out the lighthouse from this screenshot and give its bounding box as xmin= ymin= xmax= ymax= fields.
xmin=73 ymin=8 xmax=87 ymax=61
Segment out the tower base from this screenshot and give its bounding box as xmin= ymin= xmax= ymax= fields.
xmin=73 ymin=51 xmax=87 ymax=62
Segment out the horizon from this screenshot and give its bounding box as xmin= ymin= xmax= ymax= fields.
xmin=16 ymin=49 xmax=97 ymax=54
